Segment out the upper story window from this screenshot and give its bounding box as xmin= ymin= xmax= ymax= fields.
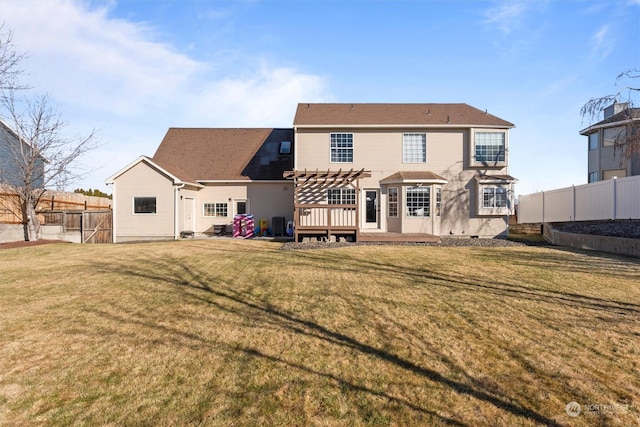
xmin=403 ymin=133 xmax=426 ymax=163
xmin=327 ymin=188 xmax=356 ymax=205
xmin=133 ymin=197 xmax=156 ymax=214
xmin=330 ymin=133 xmax=353 ymax=163
xmin=475 ymin=132 xmax=505 ymax=163
xmin=588 ymin=132 xmax=599 ymax=150
xmin=603 ymin=127 xmax=625 ymax=147
xmin=279 ymin=140 xmax=292 ymax=154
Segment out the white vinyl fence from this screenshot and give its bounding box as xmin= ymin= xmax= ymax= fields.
xmin=518 ymin=175 xmax=640 ymax=223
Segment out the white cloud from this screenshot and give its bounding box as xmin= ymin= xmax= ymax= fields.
xmin=0 ymin=0 xmax=330 ymax=190
xmin=482 ymin=1 xmax=527 ymax=34
xmin=590 ymin=24 xmax=614 ymax=61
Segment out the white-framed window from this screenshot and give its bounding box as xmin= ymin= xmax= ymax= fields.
xmin=330 ymin=133 xmax=353 ymax=163
xmin=588 ymin=171 xmax=599 ymax=183
xmin=436 ymin=187 xmax=441 ymax=216
xmin=133 ymin=197 xmax=156 ymax=214
xmin=204 ymin=202 xmax=228 ymax=217
xmin=482 ymin=186 xmax=508 ymax=209
xmin=475 ymin=132 xmax=505 ymax=163
xmin=388 ymin=187 xmax=398 ymax=217
xmin=403 ymin=133 xmax=426 ymax=163
xmin=327 ymin=188 xmax=356 ymax=204
xmin=589 ymin=132 xmax=599 ymax=150
xmin=406 ymin=187 xmax=430 ymax=217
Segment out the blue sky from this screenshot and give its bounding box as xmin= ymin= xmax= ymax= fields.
xmin=2 ymin=0 xmax=639 ymax=195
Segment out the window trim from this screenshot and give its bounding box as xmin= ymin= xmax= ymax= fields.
xmin=388 ymin=187 xmax=399 ymax=218
xmin=327 ymin=187 xmax=356 ymax=205
xmin=330 ymin=132 xmax=354 ymax=163
xmin=405 ymin=186 xmax=431 ymax=218
xmin=203 ymin=202 xmax=229 ymax=218
xmin=472 ymin=130 xmax=507 ymax=167
xmin=402 ymin=133 xmax=426 ymax=163
xmin=133 ymin=196 xmax=157 ymax=214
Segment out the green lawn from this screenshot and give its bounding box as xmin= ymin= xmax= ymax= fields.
xmin=1 ymin=239 xmax=639 ymax=426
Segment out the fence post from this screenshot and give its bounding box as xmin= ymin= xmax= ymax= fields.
xmin=613 ymin=177 xmax=617 ymax=220
xmin=572 ymin=185 xmax=576 ymax=221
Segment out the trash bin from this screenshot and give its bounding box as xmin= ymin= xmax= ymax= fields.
xmin=272 ymin=216 xmax=285 ymax=236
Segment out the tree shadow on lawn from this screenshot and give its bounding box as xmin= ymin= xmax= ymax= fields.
xmin=90 ymin=255 xmax=565 ymax=426
xmin=287 ymin=248 xmax=640 ymax=318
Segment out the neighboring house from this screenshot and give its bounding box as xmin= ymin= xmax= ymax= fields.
xmin=107 ymin=103 xmax=517 ymax=242
xmin=106 ymin=128 xmax=294 ymax=242
xmin=0 ymin=119 xmax=45 ymax=189
xmin=288 ymin=103 xmax=516 ymax=241
xmin=582 ymin=102 xmax=640 ymax=183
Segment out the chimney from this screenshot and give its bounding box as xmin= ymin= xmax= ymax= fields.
xmin=603 ymin=102 xmax=629 ymax=119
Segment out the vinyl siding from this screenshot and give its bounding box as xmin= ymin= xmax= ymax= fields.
xmin=114 ymin=161 xmax=176 ymax=241
xmin=295 ymin=127 xmax=511 ymax=237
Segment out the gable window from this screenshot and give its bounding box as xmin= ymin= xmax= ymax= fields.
xmin=482 ymin=186 xmax=507 ymax=209
xmin=330 ymin=133 xmax=353 ymax=163
xmin=204 ymin=202 xmax=228 ymax=217
xmin=589 ymin=132 xmax=599 ymax=150
xmin=406 ymin=187 xmax=430 ymax=217
xmin=388 ymin=187 xmax=398 ymax=217
xmin=475 ymin=132 xmax=505 ymax=163
xmin=403 ymin=133 xmax=426 ymax=163
xmin=327 ymin=188 xmax=356 ymax=205
xmin=134 ymin=197 xmax=156 ymax=214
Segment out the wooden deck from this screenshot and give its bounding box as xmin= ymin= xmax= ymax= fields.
xmin=358 ymin=232 xmax=440 ymax=243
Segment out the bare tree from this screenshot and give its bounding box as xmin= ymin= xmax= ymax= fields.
xmin=0 ymin=28 xmax=98 ymax=241
xmin=580 ymin=69 xmax=640 ymax=165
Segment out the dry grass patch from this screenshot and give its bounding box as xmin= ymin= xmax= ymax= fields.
xmin=0 ymin=239 xmax=639 ymax=426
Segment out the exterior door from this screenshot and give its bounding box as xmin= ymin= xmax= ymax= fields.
xmin=363 ymin=189 xmax=380 ymax=229
xmin=184 ymin=197 xmax=195 ymax=231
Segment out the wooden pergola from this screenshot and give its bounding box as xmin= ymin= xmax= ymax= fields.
xmin=283 ymin=168 xmax=371 ymax=242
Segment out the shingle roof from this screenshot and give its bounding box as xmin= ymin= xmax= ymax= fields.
xmin=294 ymin=103 xmax=514 ymax=127
xmin=579 ymin=108 xmax=640 ymax=135
xmin=153 ymin=128 xmax=293 ymax=181
xmin=380 ymin=171 xmax=448 ymax=183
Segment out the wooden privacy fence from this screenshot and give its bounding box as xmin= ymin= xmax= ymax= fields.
xmin=1 ymin=192 xmax=111 ymax=224
xmin=43 ymin=210 xmax=112 ymax=243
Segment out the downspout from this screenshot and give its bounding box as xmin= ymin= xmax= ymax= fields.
xmin=174 ymin=183 xmax=185 ymax=239
xmin=106 ymin=181 xmax=116 ymax=243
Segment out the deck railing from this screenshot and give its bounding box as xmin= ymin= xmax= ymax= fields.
xmin=295 ymin=204 xmax=357 ymax=231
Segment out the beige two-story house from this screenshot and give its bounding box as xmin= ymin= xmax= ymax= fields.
xmin=287 ymin=103 xmax=516 ymax=241
xmin=107 ymin=103 xmax=516 ymax=242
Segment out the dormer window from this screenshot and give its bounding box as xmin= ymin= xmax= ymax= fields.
xmin=279 ymin=140 xmax=292 ymax=154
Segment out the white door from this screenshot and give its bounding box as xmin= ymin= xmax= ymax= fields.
xmin=184 ymin=198 xmax=195 ymax=231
